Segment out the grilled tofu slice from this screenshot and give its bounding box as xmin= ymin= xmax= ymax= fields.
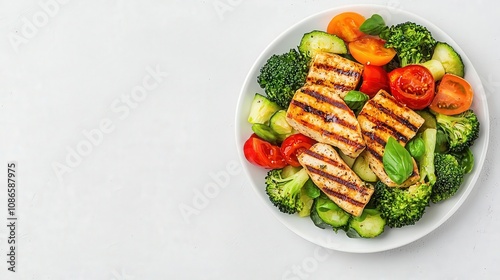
xmin=306 ymin=52 xmax=364 ymax=98
xmin=357 ymin=90 xmax=425 ymax=187
xmin=286 ymin=84 xmax=366 ymax=158
xmin=298 ymin=143 xmax=374 ymax=217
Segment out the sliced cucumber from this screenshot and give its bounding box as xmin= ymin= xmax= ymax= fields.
xmin=420 ymin=59 xmax=445 ymax=81
xmin=338 ymin=149 xmax=356 ymax=168
xmin=251 ymin=123 xmax=278 ymax=144
xmin=299 ymin=30 xmax=347 ymax=58
xmin=247 ymin=93 xmax=281 ymax=124
xmin=431 ymin=42 xmax=464 ymax=77
xmin=269 ymin=110 xmax=293 ymax=135
xmin=352 ymin=153 xmax=377 ymax=182
xmin=315 ymin=196 xmax=350 ymax=229
xmin=348 ymin=208 xmax=386 ymax=238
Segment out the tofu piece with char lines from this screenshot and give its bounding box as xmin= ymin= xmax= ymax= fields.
xmin=298 ymin=143 xmax=374 ymax=217
xmin=306 ymin=52 xmax=364 ymax=99
xmin=357 ymin=90 xmax=425 ymax=187
xmin=286 ymin=84 xmax=366 ymax=158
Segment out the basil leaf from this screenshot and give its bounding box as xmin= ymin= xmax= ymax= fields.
xmin=359 ymin=14 xmax=387 ymax=35
xmin=304 ymin=179 xmax=321 ymax=199
xmin=406 ymin=136 xmax=425 ymax=159
xmin=344 ymin=90 xmax=369 ymax=114
xmin=383 ymin=137 xmax=414 ymax=185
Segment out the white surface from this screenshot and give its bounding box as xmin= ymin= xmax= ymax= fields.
xmin=0 ymin=0 xmax=498 ymax=279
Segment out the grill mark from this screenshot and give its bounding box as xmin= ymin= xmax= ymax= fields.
xmin=366 ymin=146 xmax=383 ymax=162
xmin=305 ymin=166 xmax=368 ymax=205
xmin=303 ymin=149 xmax=347 ymax=171
xmin=358 ymin=112 xmax=409 ymax=143
xmin=291 ymin=100 xmax=357 ymax=131
xmin=362 ymin=131 xmax=387 ymax=147
xmin=371 ymin=101 xmax=419 ymax=133
xmin=297 ymin=119 xmax=365 ymax=151
xmin=300 ymin=88 xmax=350 ymax=111
xmin=306 ymin=78 xmax=354 ymax=92
xmin=312 ymin=63 xmax=361 ymax=78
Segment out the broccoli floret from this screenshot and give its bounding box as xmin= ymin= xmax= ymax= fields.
xmin=374 ymin=181 xmax=432 ymax=228
xmin=435 ymin=110 xmax=480 ymax=153
xmin=257 ymin=49 xmax=310 ymax=108
xmin=380 ymin=22 xmax=437 ymax=67
xmin=431 ymin=153 xmax=464 ymax=203
xmin=265 ymin=167 xmax=310 ymax=214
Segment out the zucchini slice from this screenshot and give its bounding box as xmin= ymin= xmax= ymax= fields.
xmin=431 ymin=42 xmax=464 ymax=77
xmin=299 ymin=30 xmax=347 ymax=58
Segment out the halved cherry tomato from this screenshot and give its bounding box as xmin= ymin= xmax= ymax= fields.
xmin=359 ymin=65 xmax=390 ymax=98
xmin=429 ymin=74 xmax=473 ymax=115
xmin=280 ymin=134 xmax=316 ymax=167
xmin=244 ymin=134 xmax=287 ymax=169
xmin=327 ymin=12 xmax=366 ymax=42
xmin=388 ymin=65 xmax=435 ymax=110
xmin=348 ymin=37 xmax=396 ymax=66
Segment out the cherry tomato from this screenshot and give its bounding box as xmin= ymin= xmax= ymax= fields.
xmin=244 ymin=134 xmax=287 ymax=169
xmin=388 ymin=65 xmax=435 ymax=110
xmin=327 ymin=12 xmax=366 ymax=42
xmin=359 ymin=65 xmax=390 ymax=98
xmin=280 ymin=134 xmax=316 ymax=167
xmin=429 ymin=74 xmax=473 ymax=115
xmin=348 ymin=37 xmax=396 ymax=66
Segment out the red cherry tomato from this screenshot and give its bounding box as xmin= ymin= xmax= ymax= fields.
xmin=280 ymin=134 xmax=316 ymax=167
xmin=388 ymin=65 xmax=435 ymax=110
xmin=359 ymin=65 xmax=390 ymax=98
xmin=429 ymin=74 xmax=474 ymax=115
xmin=243 ymin=134 xmax=287 ymax=169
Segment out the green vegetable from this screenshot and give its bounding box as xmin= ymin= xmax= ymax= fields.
xmin=310 ymin=200 xmax=330 ymax=229
xmin=338 ymin=149 xmax=356 ymax=168
xmin=431 ymin=42 xmax=465 ymax=77
xmin=406 ymin=135 xmax=425 ymax=159
xmin=416 ymin=110 xmax=437 ymax=132
xmin=379 ymin=21 xmax=437 ymax=67
xmin=432 ymin=153 xmax=465 ymax=203
xmin=247 ymin=93 xmax=281 ymax=124
xmin=257 ymin=49 xmax=310 ymax=108
xmin=383 ymin=137 xmax=414 ymax=185
xmin=343 ymin=90 xmax=369 ymax=114
xmin=435 ymin=109 xmax=480 ymax=153
xmin=418 ymin=128 xmax=437 ymax=185
xmin=352 ymin=153 xmax=378 ymax=182
xmin=359 ymin=14 xmax=386 ymax=35
xmin=299 ymin=30 xmax=347 ymax=58
xmin=269 ymin=110 xmax=293 ymax=135
xmin=303 ymin=179 xmax=321 ymax=199
xmin=347 ymin=208 xmax=386 ymax=238
xmin=435 ymin=129 xmax=449 ymax=153
xmin=251 ymin=123 xmax=278 ymax=144
xmin=420 ymin=59 xmax=445 ymax=81
xmin=373 ymin=181 xmax=432 ymax=228
xmin=265 ymin=167 xmax=310 ymax=214
xmin=315 ymin=195 xmax=350 ymax=231
xmin=298 ymin=187 xmax=314 ymax=217
xmin=452 ymin=147 xmax=474 ymax=174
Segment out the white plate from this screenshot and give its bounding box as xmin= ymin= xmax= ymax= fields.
xmin=235 ymin=4 xmax=489 ymax=253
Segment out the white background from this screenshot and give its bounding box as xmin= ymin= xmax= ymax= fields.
xmin=0 ymin=0 xmax=499 ymax=279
